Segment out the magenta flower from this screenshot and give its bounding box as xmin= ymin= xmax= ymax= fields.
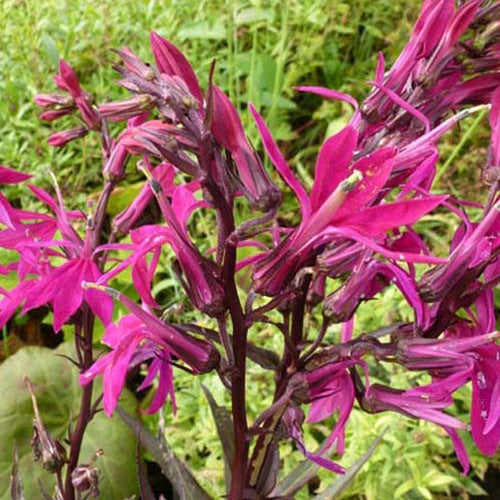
xmin=324 ymin=259 xmax=425 ymax=326
xmin=101 ymin=182 xmax=225 ymax=315
xmin=83 ymin=284 xmax=220 ymax=375
xmin=250 ymin=105 xmax=446 ymax=295
xmin=363 ymin=383 xmax=469 ymax=472
xmin=80 ymin=314 xmax=176 ymax=417
xmin=282 ymin=404 xmax=345 ymax=474
xmin=211 ymin=87 xmax=281 ymax=211
xmin=112 ymin=162 xmax=176 ymax=234
xmin=400 ymin=313 xmax=500 ymax=457
xmin=54 ymin=60 xmax=100 ymax=130
xmin=150 ymin=31 xmax=204 ymax=105
xmin=305 ymin=360 xmax=357 ymax=455
xmin=22 ymin=256 xmax=113 ymax=332
xmin=48 ymin=126 xmax=89 ymax=147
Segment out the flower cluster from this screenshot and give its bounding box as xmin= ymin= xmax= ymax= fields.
xmin=2 ymin=1 xmax=500 ymax=498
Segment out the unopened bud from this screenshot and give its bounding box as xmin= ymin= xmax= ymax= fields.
xmin=71 ymin=449 xmax=103 ymax=499
xmin=48 ymin=127 xmax=88 ymax=147
xmin=98 ymin=95 xmax=155 ymax=121
xmin=25 ymin=377 xmax=67 ymax=473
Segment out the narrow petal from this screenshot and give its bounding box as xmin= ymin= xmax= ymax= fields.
xmin=445 ymin=427 xmax=469 ymax=474
xmin=249 ymin=103 xmax=311 ymax=219
xmin=294 ymin=86 xmax=358 ymax=110
xmin=333 ymin=196 xmax=446 ymax=237
xmin=150 ymin=31 xmax=203 ymax=104
xmin=310 ymin=126 xmax=358 ymax=211
xmin=0 ymin=166 xmax=32 ymax=184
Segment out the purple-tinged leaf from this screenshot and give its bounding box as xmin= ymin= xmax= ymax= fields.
xmin=201 ymin=385 xmax=234 ymax=489
xmin=116 ymin=405 xmax=213 ymax=500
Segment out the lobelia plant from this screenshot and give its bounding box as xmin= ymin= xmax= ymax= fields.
xmin=2 ymin=0 xmax=500 ymax=498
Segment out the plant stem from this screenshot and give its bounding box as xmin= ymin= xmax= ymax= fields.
xmin=64 ymin=174 xmax=115 ymax=498
xmin=219 ymin=202 xmax=249 ymax=499
xmin=64 ymin=307 xmax=95 ymax=499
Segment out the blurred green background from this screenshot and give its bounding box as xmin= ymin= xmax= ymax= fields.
xmin=0 ymin=0 xmax=497 ymax=498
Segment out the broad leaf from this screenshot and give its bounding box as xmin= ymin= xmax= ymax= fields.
xmin=0 ymin=343 xmax=138 ymax=500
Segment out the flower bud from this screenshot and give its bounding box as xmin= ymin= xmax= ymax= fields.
xmin=211 ymin=87 xmax=281 ymax=211
xmin=103 ymin=142 xmax=129 ymax=180
xmin=25 ymin=377 xmax=67 ymax=473
xmin=71 ymin=449 xmax=103 ymax=499
xmin=115 ymin=46 xmax=156 ymax=81
xmin=150 ymin=31 xmax=203 ymax=105
xmin=99 ymin=94 xmax=155 ymax=121
xmin=48 ymin=127 xmax=88 ymax=147
xmin=34 ymin=93 xmax=73 ymax=107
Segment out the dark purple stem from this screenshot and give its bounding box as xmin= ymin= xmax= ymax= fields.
xmin=63 ymin=179 xmax=115 ymax=499
xmin=64 ymin=306 xmax=95 ymax=500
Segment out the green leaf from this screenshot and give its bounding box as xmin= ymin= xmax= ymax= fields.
xmin=394 ymin=479 xmax=415 ymax=498
xmin=116 ymin=405 xmax=213 ymax=500
xmin=201 ymin=385 xmax=234 ymax=489
xmin=178 ymin=20 xmax=225 ymax=40
xmin=0 ymin=343 xmax=138 ymax=500
xmin=312 ymin=430 xmax=387 ymax=500
xmin=235 ymin=7 xmax=274 ymax=25
xmin=40 ymin=33 xmax=59 ymax=66
xmin=106 ymin=181 xmax=145 ymax=216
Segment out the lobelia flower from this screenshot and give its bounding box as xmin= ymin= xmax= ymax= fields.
xmin=361 ymin=383 xmax=470 ymax=472
xmin=361 ymin=0 xmax=486 ymax=132
xmin=0 ymin=182 xmax=114 ymax=331
xmin=53 ymin=60 xmax=100 ymax=130
xmin=398 ymin=300 xmax=500 ymax=457
xmin=419 ymin=199 xmax=500 ymax=302
xmin=48 ymin=126 xmax=89 ymax=147
xmin=323 ymin=258 xmax=425 ymax=327
xmin=118 ymin=32 xmax=280 ymax=212
xmin=119 ymin=120 xmax=199 ymax=176
xmin=150 ymin=31 xmax=204 ymax=106
xmin=80 ymin=313 xmax=177 ymax=417
xmin=112 ymin=162 xmax=176 ymax=234
xmin=0 ymin=165 xmax=32 ymax=228
xmin=302 ymin=360 xmax=357 ymax=455
xmin=82 ymin=285 xmax=220 ymax=376
xmin=98 ymin=94 xmax=155 ymax=121
xmin=101 ymin=177 xmax=225 ymax=315
xmin=210 ymin=86 xmax=281 ymax=211
xmin=281 ymin=404 xmax=345 ymax=474
xmin=20 ymin=248 xmax=114 ymax=332
xmin=250 ymin=105 xmax=446 ymax=296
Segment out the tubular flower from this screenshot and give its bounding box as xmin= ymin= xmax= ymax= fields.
xmin=250 ymin=105 xmax=445 ymax=296
xmin=80 ymin=314 xmax=176 ymax=417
